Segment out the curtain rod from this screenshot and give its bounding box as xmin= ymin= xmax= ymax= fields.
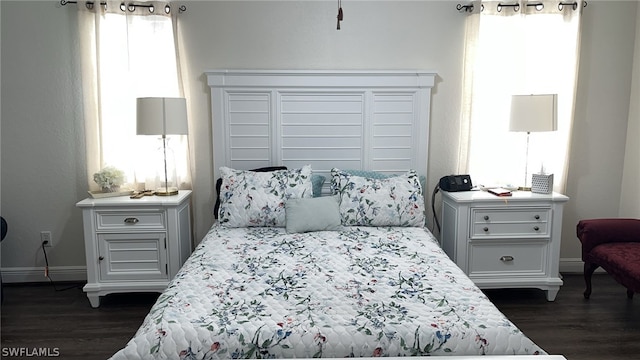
xmin=456 ymin=1 xmax=587 ymax=13
xmin=60 ymin=1 xmax=186 ymax=14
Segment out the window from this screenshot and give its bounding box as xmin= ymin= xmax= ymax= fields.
xmin=459 ymin=1 xmax=582 ymax=191
xmin=77 ymin=3 xmax=189 ymax=190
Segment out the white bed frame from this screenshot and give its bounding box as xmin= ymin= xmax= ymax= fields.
xmin=204 ymin=70 xmax=566 ymax=360
xmin=206 ymin=70 xmax=435 ymax=193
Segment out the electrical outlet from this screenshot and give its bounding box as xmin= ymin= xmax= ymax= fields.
xmin=41 ymin=231 xmax=52 ymax=247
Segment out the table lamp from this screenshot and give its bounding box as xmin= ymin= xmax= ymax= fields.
xmin=509 ymin=94 xmax=557 ymax=190
xmin=136 ymin=97 xmax=188 ymax=195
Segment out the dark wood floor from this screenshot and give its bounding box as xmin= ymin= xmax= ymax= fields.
xmin=1 ymin=274 xmax=638 ymax=359
xmin=485 ymin=273 xmax=640 ymax=359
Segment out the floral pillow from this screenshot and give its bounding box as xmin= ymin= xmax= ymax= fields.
xmin=331 ymin=168 xmax=425 ymax=227
xmin=218 ymin=165 xmax=313 ymax=227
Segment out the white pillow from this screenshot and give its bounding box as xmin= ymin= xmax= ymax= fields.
xmin=331 ymin=168 xmax=425 ymax=227
xmin=218 ymin=165 xmax=313 ymax=227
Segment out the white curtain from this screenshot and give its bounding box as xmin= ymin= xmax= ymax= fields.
xmin=458 ymin=1 xmax=582 ymax=191
xmin=77 ymin=0 xmax=191 ymax=191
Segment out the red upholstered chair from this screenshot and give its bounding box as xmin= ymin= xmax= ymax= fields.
xmin=577 ymin=218 xmax=640 ymax=299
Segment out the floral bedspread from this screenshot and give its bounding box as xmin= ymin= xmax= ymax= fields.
xmin=110 ymin=225 xmax=545 ymax=359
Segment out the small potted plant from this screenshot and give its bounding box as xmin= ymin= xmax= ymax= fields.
xmin=93 ymin=166 xmax=125 ymax=192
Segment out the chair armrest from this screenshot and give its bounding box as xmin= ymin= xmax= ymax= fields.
xmin=577 ymin=218 xmax=640 ymax=260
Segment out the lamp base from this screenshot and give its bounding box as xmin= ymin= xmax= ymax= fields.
xmin=155 ymin=187 xmax=179 ymax=196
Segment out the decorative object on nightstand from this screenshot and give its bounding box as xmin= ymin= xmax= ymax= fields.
xmin=89 ymin=166 xmax=133 ymax=198
xmin=76 ymin=190 xmax=192 ymax=308
xmin=93 ymin=166 xmax=126 ymax=193
xmin=440 ymin=190 xmax=569 ymax=301
xmin=136 ymin=97 xmax=188 ymax=196
xmin=531 ymin=172 xmax=554 ymax=194
xmin=509 ymin=94 xmax=557 ymax=190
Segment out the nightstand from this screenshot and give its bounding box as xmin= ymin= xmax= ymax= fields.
xmin=441 ymin=190 xmax=569 ymax=301
xmin=76 ymin=190 xmax=192 ymax=308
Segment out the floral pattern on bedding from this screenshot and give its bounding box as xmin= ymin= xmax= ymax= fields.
xmin=110 ymin=226 xmax=545 ymax=359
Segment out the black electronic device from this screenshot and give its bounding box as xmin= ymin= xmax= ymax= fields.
xmin=439 ymin=175 xmax=473 ymax=192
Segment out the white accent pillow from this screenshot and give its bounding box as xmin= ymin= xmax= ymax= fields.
xmin=218 ymin=165 xmax=313 ymax=227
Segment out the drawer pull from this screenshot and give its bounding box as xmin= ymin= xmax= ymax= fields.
xmin=534 ymin=226 xmax=540 ymax=231
xmin=483 ymin=227 xmax=489 ymax=232
xmin=484 ymin=215 xmax=490 ymax=221
xmin=99 ymin=256 xmax=104 ymax=261
xmin=535 ymin=214 xmax=540 ymax=220
xmin=500 ymin=255 xmax=514 ymax=262
xmin=124 ymin=217 xmax=139 ymax=224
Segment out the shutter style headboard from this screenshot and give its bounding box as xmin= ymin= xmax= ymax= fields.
xmin=206 ymin=70 xmax=436 ymax=194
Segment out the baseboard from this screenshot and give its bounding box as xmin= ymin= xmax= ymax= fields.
xmin=1 ymin=266 xmax=87 ymax=283
xmin=559 ymin=258 xmax=583 ymax=274
xmin=0 ymin=260 xmax=599 ymax=284
xmin=559 ymin=257 xmax=606 ymax=274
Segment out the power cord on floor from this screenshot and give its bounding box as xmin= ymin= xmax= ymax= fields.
xmin=41 ymin=241 xmax=82 ymax=292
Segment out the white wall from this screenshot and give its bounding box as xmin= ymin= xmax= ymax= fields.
xmin=1 ymin=1 xmax=87 ymax=281
xmin=562 ymin=0 xmax=638 ymax=271
xmin=0 ymin=1 xmax=637 ymax=281
xmin=619 ymin=5 xmax=640 ymax=218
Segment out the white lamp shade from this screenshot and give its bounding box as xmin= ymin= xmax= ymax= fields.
xmin=137 ymin=97 xmax=188 ymax=135
xmin=509 ymin=94 xmax=558 ymax=132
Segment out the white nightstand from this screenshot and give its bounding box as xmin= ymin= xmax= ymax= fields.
xmin=76 ymin=190 xmax=192 ymax=308
xmin=440 ymin=190 xmax=569 ymax=301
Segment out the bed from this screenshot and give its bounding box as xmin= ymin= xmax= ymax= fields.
xmin=111 ymin=226 xmax=545 ymax=358
xmin=110 ymin=70 xmax=558 ymax=359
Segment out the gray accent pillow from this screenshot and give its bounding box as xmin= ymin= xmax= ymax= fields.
xmin=285 ymin=195 xmax=341 ymax=233
xmin=311 ymin=174 xmax=326 ymax=197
